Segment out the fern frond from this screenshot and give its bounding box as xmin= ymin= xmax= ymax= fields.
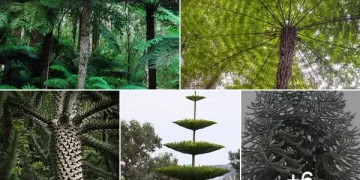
xmin=44 ymin=78 xmax=70 ymax=89
xmin=139 ymin=36 xmax=179 ymax=68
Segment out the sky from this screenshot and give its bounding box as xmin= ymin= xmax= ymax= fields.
xmin=120 ymin=90 xmax=241 ymax=165
xmin=241 ymin=91 xmax=360 ymax=131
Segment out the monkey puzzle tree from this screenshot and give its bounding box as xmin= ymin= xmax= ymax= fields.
xmin=242 ymin=91 xmax=360 ymax=180
xmin=7 ymin=91 xmax=119 ymax=179
xmin=156 ymin=91 xmax=229 ymax=180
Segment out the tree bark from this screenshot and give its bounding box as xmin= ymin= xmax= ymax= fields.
xmin=92 ymin=9 xmax=100 ymax=53
xmin=276 ymin=26 xmax=296 ymax=89
xmin=51 ymin=126 xmax=83 ymax=180
xmin=146 ymin=6 xmax=156 ymax=89
xmin=29 ymin=30 xmax=43 ymax=47
xmin=72 ymin=10 xmax=78 ymax=51
xmin=40 ymin=31 xmax=53 ymax=89
xmin=77 ymin=0 xmax=92 ymax=89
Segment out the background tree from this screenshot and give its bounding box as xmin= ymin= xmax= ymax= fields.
xmin=156 ymin=91 xmax=230 ymax=180
xmin=229 ymin=149 xmax=240 ymax=180
xmin=242 ymin=91 xmax=360 ymax=179
xmin=182 ymin=0 xmax=360 ymax=89
xmin=120 ymin=119 xmax=162 ymax=180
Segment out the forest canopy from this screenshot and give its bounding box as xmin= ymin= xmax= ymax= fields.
xmin=0 ymin=0 xmax=179 ymax=89
xmin=181 ymin=0 xmax=360 ymax=89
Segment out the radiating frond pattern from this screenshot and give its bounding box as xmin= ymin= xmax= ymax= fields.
xmin=182 ymin=0 xmax=360 ymax=89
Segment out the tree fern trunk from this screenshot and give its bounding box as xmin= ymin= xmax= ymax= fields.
xmin=77 ymin=0 xmax=91 ymax=89
xmin=40 ymin=30 xmax=53 ymax=89
xmin=146 ymin=6 xmax=156 ymax=89
xmin=50 ymin=126 xmax=83 ymax=180
xmin=29 ymin=30 xmax=43 ymax=47
xmin=92 ymin=9 xmax=100 ymax=53
xmin=72 ymin=10 xmax=78 ymax=51
xmin=276 ymin=26 xmax=296 ymax=89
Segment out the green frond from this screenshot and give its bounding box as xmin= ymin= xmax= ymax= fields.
xmin=139 ymin=36 xmax=179 ymax=69
xmin=120 ymin=85 xmax=147 ymax=89
xmin=173 ymin=119 xmax=216 ymax=131
xmin=0 ymin=12 xmax=8 ymax=28
xmin=44 ymin=78 xmax=71 ymax=89
xmin=86 ymin=77 xmax=112 ymax=89
xmin=155 ymin=165 xmax=230 ymax=180
xmin=164 ymin=141 xmax=224 ymax=155
xmin=182 ymin=0 xmax=360 ymax=89
xmin=98 ymin=23 xmax=120 ymax=52
xmin=81 ymin=134 xmax=119 ymax=160
xmin=39 ymin=0 xmax=61 ymax=8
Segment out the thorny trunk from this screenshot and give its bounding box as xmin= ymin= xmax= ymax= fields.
xmin=276 ymin=26 xmax=296 ymax=89
xmin=146 ymin=6 xmax=156 ymax=89
xmin=50 ymin=126 xmax=83 ymax=180
xmin=77 ymin=0 xmax=91 ymax=89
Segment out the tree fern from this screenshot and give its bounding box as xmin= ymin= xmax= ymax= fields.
xmin=182 ymin=0 xmax=360 ymax=89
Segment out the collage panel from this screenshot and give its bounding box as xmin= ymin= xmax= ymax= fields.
xmin=181 ymin=0 xmax=360 ymax=89
xmin=0 ymin=0 xmax=179 ymax=90
xmin=120 ymin=90 xmax=240 ymax=180
xmin=0 ymin=91 xmax=119 ymax=179
xmin=242 ymin=91 xmax=360 ymax=179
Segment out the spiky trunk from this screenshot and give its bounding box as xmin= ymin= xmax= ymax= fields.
xmin=77 ymin=0 xmax=91 ymax=89
xmin=276 ymin=26 xmax=296 ymax=89
xmin=50 ymin=126 xmax=83 ymax=180
xmin=146 ymin=5 xmax=156 ymax=89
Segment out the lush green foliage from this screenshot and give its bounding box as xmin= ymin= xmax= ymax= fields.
xmin=164 ymin=141 xmax=224 ymax=155
xmin=173 ymin=119 xmax=216 ymax=131
xmin=242 ymin=91 xmax=360 ymax=179
xmin=0 ymin=0 xmax=179 ymax=89
xmin=182 ymin=0 xmax=360 ymax=89
xmin=121 ymin=119 xmax=178 ymax=180
xmin=156 ymin=165 xmax=230 ymax=180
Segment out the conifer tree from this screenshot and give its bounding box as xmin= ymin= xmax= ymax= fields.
xmin=242 ymin=91 xmax=360 ymax=180
xmin=156 ymin=91 xmax=230 ymax=180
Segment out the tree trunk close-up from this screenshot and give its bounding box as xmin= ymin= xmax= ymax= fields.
xmin=146 ymin=5 xmax=156 ymax=89
xmin=276 ymin=26 xmax=296 ymax=89
xmin=51 ymin=126 xmax=83 ymax=180
xmin=77 ymin=0 xmax=92 ymax=89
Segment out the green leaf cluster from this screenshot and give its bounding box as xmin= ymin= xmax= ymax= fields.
xmin=164 ymin=141 xmax=224 ymax=155
xmin=173 ymin=119 xmax=216 ymax=131
xmin=156 ymin=165 xmax=230 ymax=180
